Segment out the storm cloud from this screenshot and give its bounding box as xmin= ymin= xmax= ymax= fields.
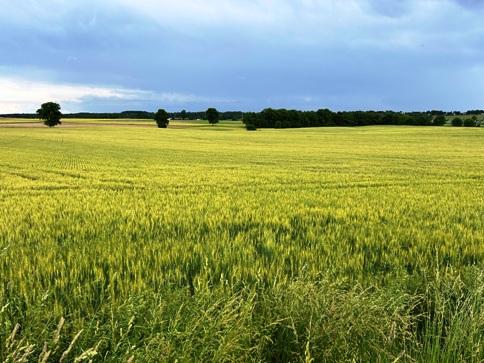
xmin=1 ymin=0 xmax=483 ymax=113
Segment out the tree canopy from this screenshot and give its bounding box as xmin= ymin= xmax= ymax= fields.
xmin=432 ymin=115 xmax=446 ymax=126
xmin=205 ymin=108 xmax=220 ymax=126
xmin=37 ymin=102 xmax=62 ymax=127
xmin=451 ymin=117 xmax=463 ymax=127
xmin=154 ymin=109 xmax=169 ymax=128
xmin=463 ymin=118 xmax=476 ymax=127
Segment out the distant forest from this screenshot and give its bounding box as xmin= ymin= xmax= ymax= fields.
xmin=2 ymin=109 xmax=483 ymax=129
xmin=242 ymin=109 xmax=484 ymax=129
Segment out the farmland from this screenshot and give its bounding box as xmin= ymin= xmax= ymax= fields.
xmin=1 ymin=122 xmax=483 ymax=362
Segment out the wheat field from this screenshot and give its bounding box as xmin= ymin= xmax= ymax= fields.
xmin=1 ymin=123 xmax=483 ymax=362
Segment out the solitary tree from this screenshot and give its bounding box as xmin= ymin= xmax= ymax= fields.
xmin=154 ymin=109 xmax=169 ymax=128
xmin=37 ymin=102 xmax=62 ymax=127
xmin=180 ymin=109 xmax=187 ymax=120
xmin=205 ymin=108 xmax=220 ymax=126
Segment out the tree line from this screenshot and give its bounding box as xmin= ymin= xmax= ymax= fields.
xmin=242 ymin=109 xmax=482 ymax=129
xmin=4 ymin=105 xmax=483 ymax=129
xmin=0 ymin=110 xmax=244 ymax=121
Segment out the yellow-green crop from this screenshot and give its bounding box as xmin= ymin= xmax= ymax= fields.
xmin=1 ymin=124 xmax=483 ymax=297
xmin=0 ymin=123 xmax=483 ymax=361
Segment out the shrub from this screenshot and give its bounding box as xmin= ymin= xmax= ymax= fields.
xmin=246 ymin=124 xmax=257 ymax=131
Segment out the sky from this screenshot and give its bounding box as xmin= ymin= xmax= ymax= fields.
xmin=0 ymin=0 xmax=483 ymax=114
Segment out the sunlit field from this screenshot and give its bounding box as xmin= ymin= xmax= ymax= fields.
xmin=1 ymin=123 xmax=483 ymax=362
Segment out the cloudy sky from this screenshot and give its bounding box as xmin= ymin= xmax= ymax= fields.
xmin=1 ymin=0 xmax=483 ymax=113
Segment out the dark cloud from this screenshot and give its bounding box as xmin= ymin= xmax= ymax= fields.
xmin=1 ymin=0 xmax=484 ymax=113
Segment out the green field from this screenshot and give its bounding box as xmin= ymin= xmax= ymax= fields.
xmin=1 ymin=123 xmax=483 ymax=362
